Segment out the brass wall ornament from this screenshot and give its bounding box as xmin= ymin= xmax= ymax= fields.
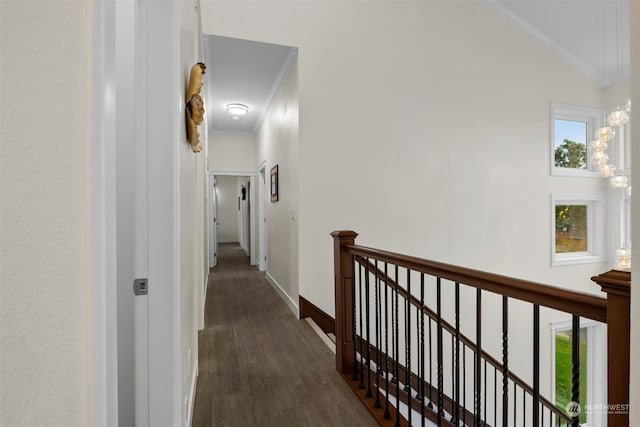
xmin=186 ymin=62 xmax=206 ymax=153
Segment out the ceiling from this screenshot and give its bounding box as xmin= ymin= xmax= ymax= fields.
xmin=202 ymin=2 xmax=629 ymax=135
xmin=203 ymin=35 xmax=297 ymax=135
xmin=490 ymin=0 xmax=630 ymax=87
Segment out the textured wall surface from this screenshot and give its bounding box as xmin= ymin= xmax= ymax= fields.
xmin=0 ymin=1 xmax=91 ymax=426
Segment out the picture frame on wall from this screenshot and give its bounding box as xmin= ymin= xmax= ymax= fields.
xmin=271 ymin=165 xmax=279 ymax=202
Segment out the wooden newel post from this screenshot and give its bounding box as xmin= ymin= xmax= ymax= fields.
xmin=591 ymin=270 xmax=631 ymax=427
xmin=331 ymin=230 xmax=358 ymax=375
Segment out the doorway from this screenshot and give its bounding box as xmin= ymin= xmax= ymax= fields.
xmin=209 ymin=172 xmax=256 ymax=267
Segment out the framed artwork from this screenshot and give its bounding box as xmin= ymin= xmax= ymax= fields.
xmin=270 ymin=165 xmax=279 ymax=202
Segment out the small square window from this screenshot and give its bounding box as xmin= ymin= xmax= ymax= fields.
xmin=550 ymin=103 xmax=602 ymax=177
xmin=551 ymin=194 xmax=603 ymax=266
xmin=555 ymin=204 xmax=588 ymax=253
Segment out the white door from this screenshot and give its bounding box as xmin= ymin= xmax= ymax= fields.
xmin=209 ymin=175 xmax=218 ymax=267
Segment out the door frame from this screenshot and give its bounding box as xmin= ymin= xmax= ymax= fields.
xmin=210 ymin=171 xmax=256 ymax=266
xmin=208 ymin=174 xmax=218 ymax=268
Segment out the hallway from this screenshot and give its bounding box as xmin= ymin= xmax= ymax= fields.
xmin=192 ymin=244 xmax=376 ymax=426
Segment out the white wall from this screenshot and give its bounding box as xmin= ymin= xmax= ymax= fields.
xmin=203 ymin=0 xmax=605 ymax=315
xmin=255 ymin=61 xmax=299 ymax=314
xmin=178 ymin=1 xmax=205 ymax=425
xmin=210 ymin=134 xmax=256 ymax=172
xmin=0 ymin=1 xmax=91 ymax=425
xmin=202 ymin=0 xmax=624 ymax=410
xmin=216 ymin=175 xmax=240 ymax=242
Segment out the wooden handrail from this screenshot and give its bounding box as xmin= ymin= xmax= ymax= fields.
xmin=332 ymin=231 xmax=630 ymax=427
xmin=347 ymin=244 xmax=607 ymax=322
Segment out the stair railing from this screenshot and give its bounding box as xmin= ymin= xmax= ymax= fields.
xmin=332 ymin=231 xmax=630 ymax=427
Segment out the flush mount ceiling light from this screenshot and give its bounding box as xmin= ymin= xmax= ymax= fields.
xmin=226 ymin=103 xmax=249 ymax=116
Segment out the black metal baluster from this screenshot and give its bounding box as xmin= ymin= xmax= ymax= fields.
xmin=365 ymin=259 xmax=372 ymax=398
xmin=571 ymin=315 xmax=580 ymax=427
xmin=374 ymin=260 xmax=381 ymax=408
xmin=463 ymin=343 xmax=466 ymax=423
xmin=405 ymin=270 xmax=411 ymax=393
xmin=454 ymin=282 xmax=460 ymax=425
xmin=352 ymin=255 xmax=358 ymax=382
xmin=384 ymin=263 xmax=391 ymax=420
xmin=406 ymin=270 xmax=412 ymax=427
xmin=394 ymin=265 xmax=400 ymax=427
xmin=392 ymin=265 xmax=398 ymax=384
xmin=358 ymin=262 xmax=365 ymax=389
xmin=437 ymin=277 xmax=444 ymax=422
xmin=428 ymin=316 xmax=433 ymax=409
xmin=475 ymin=289 xmax=481 ymax=427
xmin=420 ymin=274 xmax=425 ymax=426
xmin=513 ymin=383 xmax=517 ymax=427
xmin=494 ymin=366 xmax=497 ymax=426
xmin=484 ymin=359 xmax=487 ymax=422
xmin=502 ymin=296 xmax=509 ymax=427
xmin=450 ymin=334 xmax=455 ymax=423
xmin=533 ymin=304 xmax=540 ymax=427
xmin=522 ymin=388 xmax=526 ymax=427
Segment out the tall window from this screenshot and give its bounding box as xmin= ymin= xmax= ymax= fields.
xmin=551 ymin=321 xmax=607 ymax=426
xmin=554 ymin=327 xmax=588 ymax=423
xmin=550 ymin=103 xmax=601 ymax=177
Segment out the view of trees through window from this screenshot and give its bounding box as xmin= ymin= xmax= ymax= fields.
xmin=555 ymin=328 xmax=588 ymax=423
xmin=555 ymin=204 xmax=588 ymax=253
xmin=554 ymin=119 xmax=587 ymax=169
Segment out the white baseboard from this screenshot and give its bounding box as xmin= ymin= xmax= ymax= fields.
xmin=265 ymin=272 xmax=299 ymax=317
xmin=186 ymin=363 xmax=198 ymax=427
xmin=217 ymin=239 xmax=238 ymax=244
xmin=240 ymin=244 xmax=249 ymax=256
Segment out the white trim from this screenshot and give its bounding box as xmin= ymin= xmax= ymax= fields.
xmin=209 ymin=171 xmax=257 ymax=266
xmin=186 ymin=363 xmax=198 ymax=427
xmin=252 ymin=48 xmax=298 ymax=134
xmin=265 ymin=272 xmax=299 ymax=317
xmin=218 ymin=238 xmax=239 ymax=244
xmin=305 ymin=318 xmax=336 ymax=354
xmin=210 ymin=170 xmax=256 ymax=177
xmin=89 ymin=0 xmax=118 ymax=425
xmin=551 ymin=194 xmax=605 ymax=266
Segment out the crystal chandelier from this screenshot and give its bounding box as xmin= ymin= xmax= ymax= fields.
xmin=591 ymin=99 xmax=632 ymax=270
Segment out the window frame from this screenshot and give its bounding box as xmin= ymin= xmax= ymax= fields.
xmin=550 ymin=103 xmax=602 ymax=177
xmin=551 ymin=194 xmax=604 ymax=266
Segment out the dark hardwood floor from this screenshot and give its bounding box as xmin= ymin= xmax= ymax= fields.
xmin=192 ymin=243 xmax=376 ymax=426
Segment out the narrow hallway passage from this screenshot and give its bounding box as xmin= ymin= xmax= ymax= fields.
xmin=192 ymin=244 xmax=376 ymax=426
